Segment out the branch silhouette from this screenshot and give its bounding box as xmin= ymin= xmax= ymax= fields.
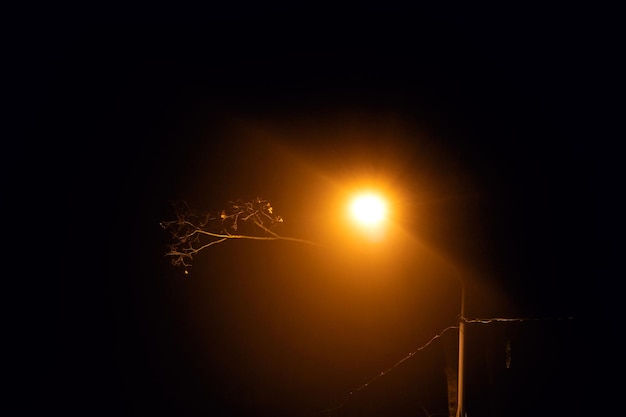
xmin=160 ymin=198 xmax=319 ymax=273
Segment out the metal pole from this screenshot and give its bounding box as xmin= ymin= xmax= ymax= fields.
xmin=413 ymin=240 xmax=466 ymax=417
xmin=456 ymin=280 xmax=466 ymax=417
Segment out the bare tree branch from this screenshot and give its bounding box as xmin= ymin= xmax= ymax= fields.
xmin=160 ymin=198 xmax=318 ymax=273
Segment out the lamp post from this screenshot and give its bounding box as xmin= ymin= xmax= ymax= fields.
xmin=416 ymin=241 xmax=467 ymax=417
xmin=348 ymin=191 xmax=466 ymax=417
xmin=457 ymin=277 xmax=466 ymax=417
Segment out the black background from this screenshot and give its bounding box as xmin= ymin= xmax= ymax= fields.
xmin=21 ymin=20 xmax=598 ymax=417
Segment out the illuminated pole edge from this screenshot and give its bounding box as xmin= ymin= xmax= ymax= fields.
xmin=457 ymin=278 xmax=466 ymax=417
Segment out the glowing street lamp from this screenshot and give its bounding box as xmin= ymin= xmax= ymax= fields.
xmin=349 ymin=193 xmax=388 ymax=227
xmin=347 ymin=192 xmax=390 ymax=243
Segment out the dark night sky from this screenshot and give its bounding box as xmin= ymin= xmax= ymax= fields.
xmin=31 ymin=24 xmax=598 ymax=417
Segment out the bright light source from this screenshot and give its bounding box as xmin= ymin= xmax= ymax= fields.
xmin=349 ymin=193 xmax=388 ymax=227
